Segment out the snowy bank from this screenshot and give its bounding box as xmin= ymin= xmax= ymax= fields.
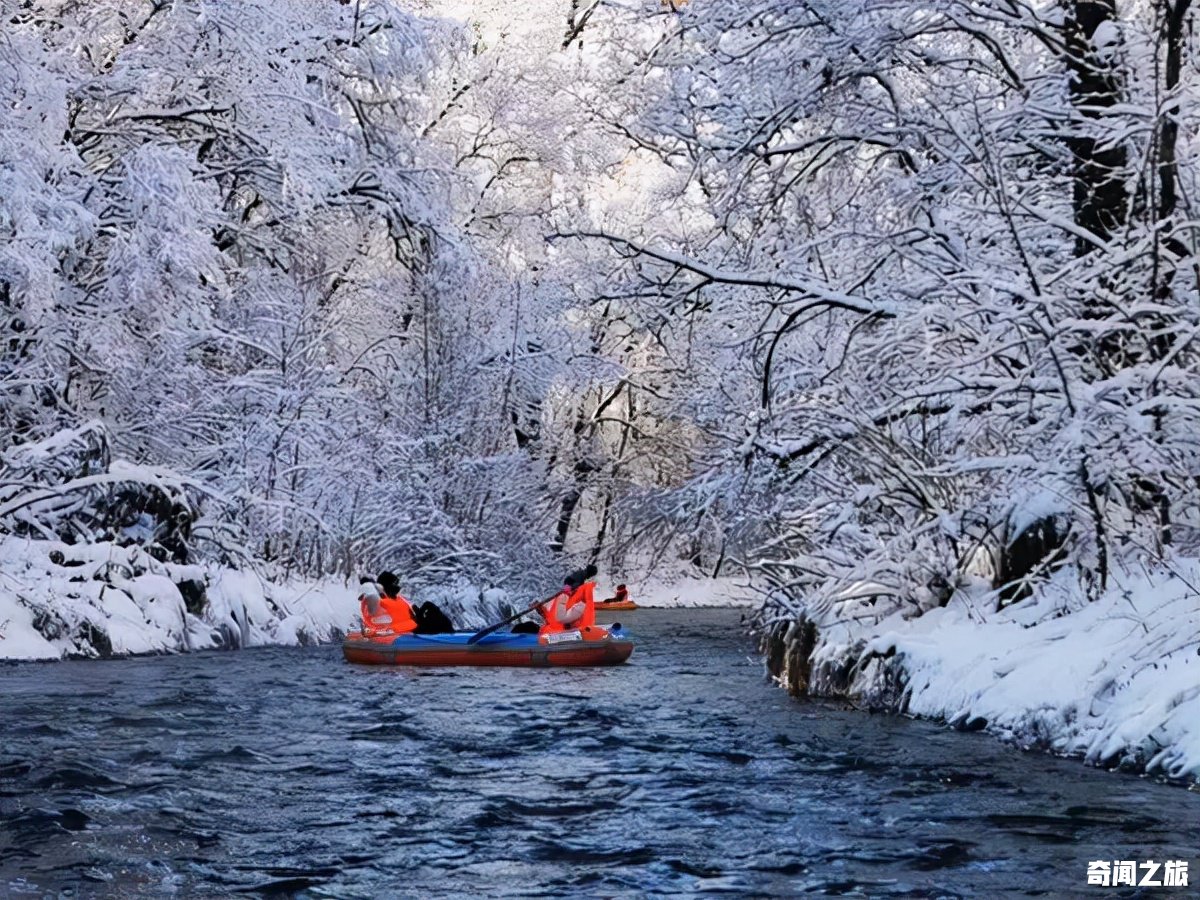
xmin=0 ymin=538 xmax=504 ymax=661
xmin=763 ymin=562 xmax=1200 ymax=782
xmin=0 ymin=538 xmax=354 ymax=660
xmin=618 ymin=574 xmax=761 ymax=608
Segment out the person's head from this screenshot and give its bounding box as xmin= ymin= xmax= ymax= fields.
xmin=584 ymin=563 xmax=598 ymax=580
xmin=377 ymin=571 xmax=400 ymax=596
xmin=616 ymin=584 xmax=627 ymax=593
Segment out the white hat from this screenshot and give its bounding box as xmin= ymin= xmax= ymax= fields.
xmin=360 ymin=583 xmax=382 ymax=613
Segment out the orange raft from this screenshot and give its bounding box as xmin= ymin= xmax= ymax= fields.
xmin=595 ymin=600 xmax=639 ymax=611
xmin=342 ymin=626 xmax=634 ymax=667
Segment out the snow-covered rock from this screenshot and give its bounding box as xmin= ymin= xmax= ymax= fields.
xmin=764 ymin=561 xmax=1200 ymax=781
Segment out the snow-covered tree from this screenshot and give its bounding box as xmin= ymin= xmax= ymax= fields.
xmin=0 ymin=0 xmax=574 ymax=591
xmin=556 ymin=0 xmax=1200 ymax=615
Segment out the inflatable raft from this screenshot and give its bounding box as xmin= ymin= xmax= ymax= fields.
xmin=596 ymin=600 xmax=638 ymax=611
xmin=343 ymin=626 xmax=634 ymax=667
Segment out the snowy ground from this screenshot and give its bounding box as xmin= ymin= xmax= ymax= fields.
xmin=0 ymin=538 xmax=502 ymax=661
xmin=781 ymin=561 xmax=1200 ymax=782
xmin=617 ymin=573 xmax=762 ymax=608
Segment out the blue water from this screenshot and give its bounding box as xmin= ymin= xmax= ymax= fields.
xmin=1 ymin=609 xmax=1196 ymax=897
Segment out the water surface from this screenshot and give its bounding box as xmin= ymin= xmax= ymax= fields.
xmin=2 ymin=608 xmax=1196 ymax=896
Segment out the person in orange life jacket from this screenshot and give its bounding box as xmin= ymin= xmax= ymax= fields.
xmin=377 ymin=571 xmax=456 ymax=635
xmin=540 ymin=564 xmax=598 ymax=635
xmin=374 ymin=571 xmax=418 ymax=635
xmin=509 ymin=563 xmax=599 ymax=635
xmin=603 ymin=584 xmax=629 ymax=604
xmin=532 ymin=563 xmax=595 ymax=624
xmin=357 ymin=578 xmax=409 ymax=635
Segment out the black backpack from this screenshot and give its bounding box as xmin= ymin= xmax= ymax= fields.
xmin=414 ymin=601 xmax=455 ymax=634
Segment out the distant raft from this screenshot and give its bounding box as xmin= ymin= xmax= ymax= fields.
xmin=595 ymin=600 xmax=639 ymax=611
xmin=342 ymin=626 xmax=634 ymax=667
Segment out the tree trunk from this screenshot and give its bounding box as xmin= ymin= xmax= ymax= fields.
xmin=1066 ymin=0 xmax=1127 ymax=254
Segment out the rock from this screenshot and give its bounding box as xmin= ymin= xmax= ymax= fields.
xmin=176 ymin=579 xmax=207 ymax=616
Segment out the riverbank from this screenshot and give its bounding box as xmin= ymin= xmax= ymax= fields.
xmin=761 ymin=560 xmax=1200 ymax=783
xmin=0 ymin=539 xmax=761 ymax=660
xmin=0 ymin=538 xmax=345 ymax=660
xmin=0 ymin=538 xmax=503 ymax=661
xmin=621 ymin=573 xmax=761 ymax=608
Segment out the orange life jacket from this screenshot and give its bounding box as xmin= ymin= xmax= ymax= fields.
xmin=380 ymin=595 xmax=417 ymax=635
xmin=361 ymin=593 xmax=417 ymax=636
xmin=537 ymin=590 xmax=566 ymax=631
xmin=540 ymin=582 xmax=595 ymax=635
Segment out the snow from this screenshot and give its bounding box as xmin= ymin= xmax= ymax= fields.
xmin=0 ymin=540 xmax=392 ymax=659
xmin=0 ymin=537 xmax=508 ymax=661
xmin=426 ymin=0 xmax=571 ymax=50
xmin=616 ymin=573 xmax=761 ymax=608
xmin=796 ymin=561 xmax=1200 ymax=781
xmin=1005 ymin=488 xmax=1068 ymax=539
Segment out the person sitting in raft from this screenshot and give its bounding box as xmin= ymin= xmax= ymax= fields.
xmin=358 ymin=577 xmax=415 ymax=636
xmin=603 ymin=584 xmax=629 ymax=604
xmin=374 ymin=571 xmax=419 ymax=635
xmin=528 ymin=563 xmax=596 ymax=627
xmin=540 ymin=566 xmax=599 ymax=636
xmin=377 ymin=571 xmax=455 ymax=635
xmin=414 ymin=599 xmax=454 ymax=634
xmin=510 ymin=563 xmax=599 ymax=635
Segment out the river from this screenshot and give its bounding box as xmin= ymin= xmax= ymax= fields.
xmin=1 ymin=608 xmax=1196 ymax=897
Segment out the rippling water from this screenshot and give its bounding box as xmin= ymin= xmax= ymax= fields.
xmin=2 ymin=609 xmax=1197 ymax=897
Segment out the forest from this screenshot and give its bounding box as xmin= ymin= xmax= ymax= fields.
xmin=1 ymin=0 xmax=1198 ymax=776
